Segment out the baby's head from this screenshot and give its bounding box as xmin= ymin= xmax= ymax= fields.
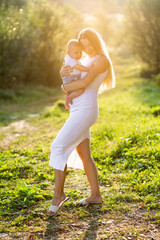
xmin=67 ymin=39 xmax=82 ymax=60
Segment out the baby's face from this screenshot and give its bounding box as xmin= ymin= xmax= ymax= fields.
xmin=68 ymin=46 xmax=82 ymax=60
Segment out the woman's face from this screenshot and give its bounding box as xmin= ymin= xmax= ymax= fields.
xmin=79 ymin=38 xmax=97 ymax=57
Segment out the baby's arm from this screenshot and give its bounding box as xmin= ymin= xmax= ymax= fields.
xmin=73 ymin=64 xmax=90 ymax=72
xmin=73 ymin=62 xmax=95 ymax=72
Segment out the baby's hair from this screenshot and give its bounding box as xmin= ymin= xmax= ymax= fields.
xmin=67 ymin=39 xmax=81 ymax=52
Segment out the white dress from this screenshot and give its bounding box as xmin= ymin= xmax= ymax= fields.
xmin=49 ymin=55 xmax=108 ymax=171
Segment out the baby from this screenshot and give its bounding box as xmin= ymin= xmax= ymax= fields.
xmin=62 ymin=39 xmax=91 ymax=110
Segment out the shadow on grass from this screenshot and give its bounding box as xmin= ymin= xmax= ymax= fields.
xmin=43 ymin=204 xmax=103 ymax=239
xmin=82 ymin=217 xmax=99 ymax=239
xmin=82 ymin=205 xmax=102 ymax=240
xmin=44 ymin=217 xmax=59 ymax=239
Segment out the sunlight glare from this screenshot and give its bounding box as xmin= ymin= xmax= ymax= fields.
xmin=98 ymin=83 xmax=107 ymax=94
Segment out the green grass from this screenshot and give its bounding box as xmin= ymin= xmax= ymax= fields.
xmin=0 ymin=85 xmax=63 ymax=127
xmin=0 ymin=58 xmax=160 ymax=239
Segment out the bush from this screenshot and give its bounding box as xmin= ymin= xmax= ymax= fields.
xmin=124 ymin=0 xmax=160 ymax=75
xmin=0 ymin=0 xmax=84 ymax=88
xmin=152 ymin=73 xmax=160 ymax=85
xmin=151 ymin=106 xmax=160 ymax=117
xmin=0 ymin=0 xmax=27 ymax=9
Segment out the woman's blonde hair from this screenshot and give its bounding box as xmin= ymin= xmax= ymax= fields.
xmin=78 ymin=28 xmax=115 ymax=89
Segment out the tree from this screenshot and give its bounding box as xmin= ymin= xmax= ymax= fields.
xmin=0 ymin=0 xmax=84 ymax=88
xmin=125 ymin=0 xmax=160 ymax=74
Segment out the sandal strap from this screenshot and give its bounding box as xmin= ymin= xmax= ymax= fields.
xmin=49 ymin=205 xmax=59 ymax=213
xmin=78 ymin=198 xmax=88 ymax=205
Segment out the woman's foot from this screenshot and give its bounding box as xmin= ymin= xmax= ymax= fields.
xmin=47 ymin=193 xmax=68 ymax=215
xmin=51 ymin=192 xmax=67 ymax=206
xmin=86 ymin=194 xmax=103 ymax=203
xmin=77 ymin=193 xmax=102 ymax=205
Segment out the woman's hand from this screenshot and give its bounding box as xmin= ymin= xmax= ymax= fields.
xmin=60 ymin=64 xmax=73 ymax=77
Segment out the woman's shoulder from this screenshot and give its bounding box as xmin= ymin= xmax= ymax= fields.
xmin=95 ymin=55 xmax=109 ymax=68
xmin=98 ymin=54 xmax=109 ymax=62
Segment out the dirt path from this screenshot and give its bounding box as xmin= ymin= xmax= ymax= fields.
xmin=0 ymin=114 xmax=39 ymax=148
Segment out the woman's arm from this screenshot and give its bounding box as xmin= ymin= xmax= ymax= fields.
xmin=63 ymin=56 xmax=109 ymax=92
xmin=73 ymin=64 xmax=90 ymax=72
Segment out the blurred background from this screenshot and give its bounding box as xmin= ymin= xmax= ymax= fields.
xmin=0 ymin=0 xmax=160 ymax=91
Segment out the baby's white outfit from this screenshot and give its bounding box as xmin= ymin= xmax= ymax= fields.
xmin=49 ymin=54 xmax=108 ymax=171
xmin=62 ymin=55 xmax=81 ymax=85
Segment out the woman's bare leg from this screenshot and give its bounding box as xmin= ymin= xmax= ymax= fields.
xmin=47 ymin=165 xmax=67 ymax=213
xmin=76 ymin=138 xmax=102 ymax=203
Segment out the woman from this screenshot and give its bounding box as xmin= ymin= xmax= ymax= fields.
xmin=47 ymin=28 xmax=115 ymax=215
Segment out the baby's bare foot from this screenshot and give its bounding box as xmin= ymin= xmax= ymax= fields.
xmin=65 ymin=103 xmax=70 ymax=110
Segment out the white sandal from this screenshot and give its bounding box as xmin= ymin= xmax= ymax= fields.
xmin=47 ymin=197 xmax=69 ymax=216
xmin=77 ymin=198 xmax=102 ymax=206
xmin=76 ymin=198 xmax=88 ymax=205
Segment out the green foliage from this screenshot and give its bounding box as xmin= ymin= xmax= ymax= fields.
xmin=151 ymin=106 xmax=160 ymax=117
xmin=40 ymin=100 xmax=68 ymax=125
xmin=0 ymin=0 xmax=27 ymax=9
xmin=124 ymin=0 xmax=160 ymax=74
xmin=152 ymin=73 xmax=160 ymax=85
xmin=6 ymin=181 xmax=44 ymax=210
xmin=0 ymin=89 xmax=16 ymax=100
xmin=0 ymin=0 xmax=84 ymax=88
